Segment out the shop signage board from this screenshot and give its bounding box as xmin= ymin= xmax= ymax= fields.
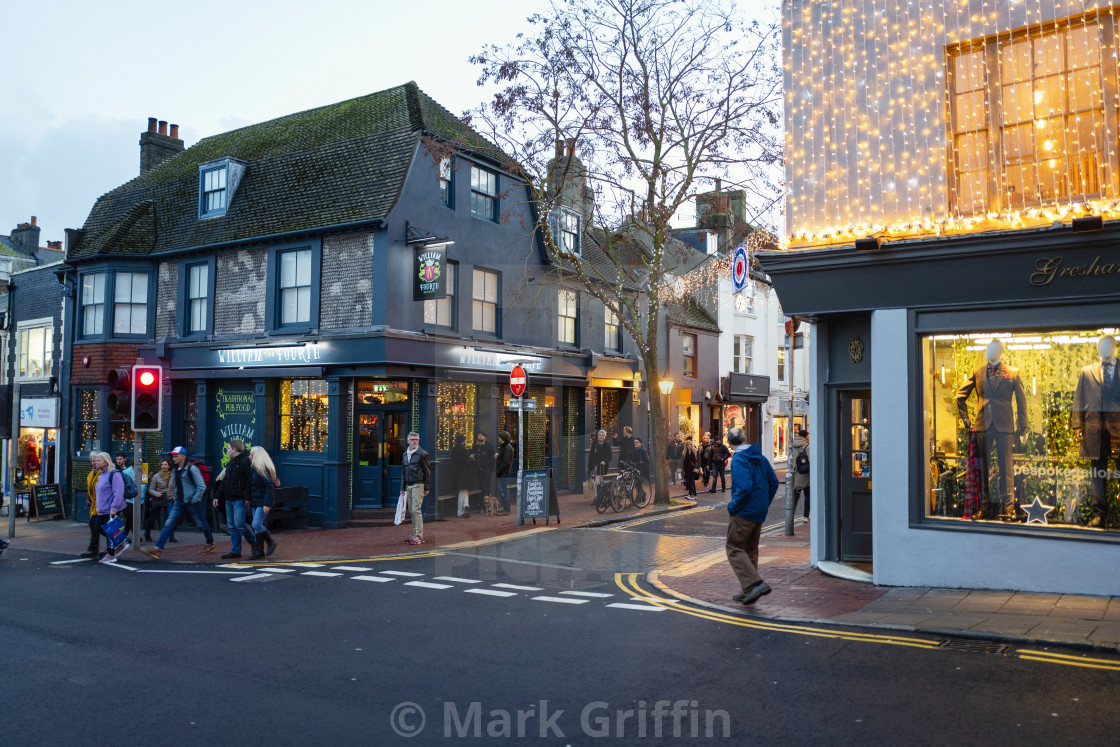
xmin=728 ymin=373 xmax=770 ymax=400
xmin=20 ymin=397 xmax=59 ymax=428
xmin=413 ymin=244 xmax=447 ymax=301
xmin=215 ymin=387 xmax=257 ymax=468
xmin=510 ymin=365 xmax=528 ymax=396
xmin=520 ymin=469 xmax=550 ymax=519
xmin=29 ymin=484 xmax=65 ymax=521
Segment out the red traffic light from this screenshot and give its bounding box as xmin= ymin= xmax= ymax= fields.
xmin=131 ymin=365 xmax=163 ymax=431
xmin=139 ymin=370 xmax=156 ymax=387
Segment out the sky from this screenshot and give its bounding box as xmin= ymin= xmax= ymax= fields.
xmin=0 ymin=0 xmax=780 ymax=247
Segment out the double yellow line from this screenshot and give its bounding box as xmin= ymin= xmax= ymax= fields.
xmin=231 ymin=551 xmax=444 ymax=567
xmin=1017 ymin=649 xmax=1120 ymax=672
xmin=614 ymin=573 xmax=941 ymax=650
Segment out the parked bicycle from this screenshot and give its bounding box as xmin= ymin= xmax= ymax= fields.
xmin=610 ymin=460 xmax=653 ymax=511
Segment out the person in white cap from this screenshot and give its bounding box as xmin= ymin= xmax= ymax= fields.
xmin=143 ymin=447 xmax=215 ymax=559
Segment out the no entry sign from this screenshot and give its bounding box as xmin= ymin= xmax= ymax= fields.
xmin=510 ymin=365 xmax=528 ymax=397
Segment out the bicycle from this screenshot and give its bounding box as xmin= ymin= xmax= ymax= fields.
xmin=611 ymin=461 xmax=653 ymax=511
xmin=592 ymin=471 xmax=615 ymax=514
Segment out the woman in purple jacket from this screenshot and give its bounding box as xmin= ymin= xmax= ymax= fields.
xmin=91 ymin=450 xmax=128 ymax=563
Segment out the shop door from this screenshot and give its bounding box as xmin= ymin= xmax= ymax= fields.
xmin=354 ymin=411 xmax=408 ymax=508
xmin=839 ymin=390 xmax=873 ymax=562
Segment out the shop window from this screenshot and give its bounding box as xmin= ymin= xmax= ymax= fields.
xmin=733 ymin=335 xmax=753 ymax=374
xmin=948 ymin=19 xmax=1113 ymax=215
xmin=17 ymin=321 xmax=52 ymax=379
xmin=80 ymin=272 xmax=106 ymax=337
xmin=424 ymin=262 xmax=457 ymax=328
xmin=280 ymin=379 xmax=329 ymax=452
xmin=773 ymin=414 xmax=806 ymax=459
xmin=77 ymin=389 xmax=100 ymax=453
xmin=472 ymin=267 xmax=500 ymax=334
xmin=558 ymin=288 xmax=578 ymax=345
xmin=605 ymin=308 xmax=621 ymax=351
xmin=596 ymin=389 xmax=622 ymax=437
xmin=356 ymin=380 xmax=410 ymax=405
xmin=111 ymin=411 xmax=134 ymax=458
xmin=436 ymin=381 xmax=476 ymax=452
xmin=924 ymin=328 xmax=1120 ymax=533
xmin=682 ymin=334 xmax=697 ymax=378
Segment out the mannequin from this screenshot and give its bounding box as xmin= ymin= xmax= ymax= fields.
xmin=1071 ymin=335 xmax=1120 ymax=528
xmin=956 ymin=339 xmax=1029 ymax=519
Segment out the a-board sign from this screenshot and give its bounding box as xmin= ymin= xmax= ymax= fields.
xmin=30 ymin=483 xmax=65 ymax=520
xmin=520 ymin=469 xmax=550 ymax=519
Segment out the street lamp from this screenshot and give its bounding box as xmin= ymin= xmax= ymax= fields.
xmin=658 ymin=378 xmax=675 ymax=396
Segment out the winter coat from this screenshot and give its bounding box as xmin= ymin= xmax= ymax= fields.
xmin=86 ymin=469 xmax=100 ymax=513
xmin=224 ymin=450 xmax=253 ymax=501
xmin=148 ymin=469 xmax=176 ymax=509
xmin=472 ymin=440 xmax=496 ymax=475
xmin=587 ymin=439 xmax=613 ymax=476
xmin=666 ymin=439 xmax=684 ymax=461
xmin=450 ymin=443 xmax=476 ymax=492
xmin=709 ymin=443 xmax=731 ymax=468
xmin=403 ymin=447 xmax=432 ymax=491
xmin=727 ymin=443 xmax=780 ymax=522
xmin=95 ymin=468 xmax=127 ymax=515
xmin=790 ymin=435 xmax=810 ymax=490
xmin=682 ymin=448 xmax=698 ymax=476
xmin=250 ymin=469 xmax=275 ymax=509
xmin=495 ymin=441 xmax=515 ymax=477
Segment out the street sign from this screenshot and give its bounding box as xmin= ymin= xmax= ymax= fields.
xmin=510 ymin=365 xmax=527 ymax=397
xmin=508 ymin=399 xmax=536 ymax=411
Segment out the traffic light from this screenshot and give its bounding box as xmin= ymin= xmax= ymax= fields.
xmin=131 ymin=364 xmax=163 ymax=431
xmin=107 ymin=366 xmax=132 ymax=417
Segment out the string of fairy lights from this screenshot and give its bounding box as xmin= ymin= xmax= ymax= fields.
xmin=784 ymin=1 xmax=1120 ymax=249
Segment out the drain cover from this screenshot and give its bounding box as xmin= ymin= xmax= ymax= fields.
xmin=940 ymin=639 xmax=1010 ymax=655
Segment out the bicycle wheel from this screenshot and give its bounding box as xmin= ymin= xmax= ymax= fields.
xmin=594 ymin=483 xmax=611 ymax=514
xmin=633 ymin=476 xmax=653 ymax=508
xmin=610 ymin=480 xmax=627 ymax=512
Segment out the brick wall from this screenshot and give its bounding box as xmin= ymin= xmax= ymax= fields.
xmin=71 ymin=342 xmax=142 ymax=386
xmin=155 ymin=261 xmax=177 ymax=339
xmin=321 ymin=233 xmax=373 ymax=329
xmin=214 ymin=247 xmax=267 ymax=335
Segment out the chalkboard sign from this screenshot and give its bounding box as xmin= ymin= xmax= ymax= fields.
xmin=30 ymin=484 xmax=65 ymax=521
xmin=520 ymin=470 xmax=550 ymax=519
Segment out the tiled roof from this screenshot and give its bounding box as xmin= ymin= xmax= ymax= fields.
xmin=0 ymin=236 xmax=27 ymax=258
xmin=668 ymin=294 xmax=720 ymax=332
xmin=70 ymin=82 xmax=503 ymax=260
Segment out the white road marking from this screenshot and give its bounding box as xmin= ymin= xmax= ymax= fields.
xmin=102 ymin=562 xmax=138 ymax=571
xmin=331 ymin=566 xmax=373 ymax=572
xmin=607 ymin=603 xmax=666 ymax=612
xmin=405 ymin=581 xmax=454 ymax=589
xmin=352 ymin=575 xmax=395 ymax=583
xmin=51 ymin=558 xmax=91 ymax=565
xmin=259 ymin=568 xmax=297 ymax=573
xmin=302 ymin=571 xmax=343 ymax=577
xmin=493 ymin=583 xmax=543 ymax=591
xmin=287 ymin=563 xmax=326 ymax=568
xmin=381 ymin=570 xmax=425 ymax=577
xmin=532 ymin=596 xmax=589 ymax=605
xmin=433 ymin=576 xmax=483 ymax=584
xmin=559 ymin=590 xmax=614 ymax=598
xmin=465 ymin=589 xmax=518 ymax=597
xmin=137 ymin=570 xmax=253 ymax=575
xmin=230 ymin=573 xmax=275 ymax=582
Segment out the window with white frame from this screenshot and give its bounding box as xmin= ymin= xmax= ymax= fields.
xmin=472 ymin=267 xmax=499 ymax=334
xmin=81 ymin=272 xmax=106 ymax=336
xmin=683 ymin=333 xmax=697 ymax=378
xmin=554 ymin=207 xmax=581 ymax=256
xmin=733 ymin=335 xmax=753 ymax=374
xmin=200 ymin=165 xmax=228 ymax=217
xmin=113 ymin=272 xmax=148 ymax=335
xmin=558 ymin=289 xmax=578 ymax=344
xmin=424 ymin=262 xmax=456 ymax=327
xmin=470 ymin=166 xmax=497 ymax=220
xmin=17 ymin=321 xmax=52 ymax=379
xmin=605 ymin=308 xmax=621 ymax=351
xmin=439 ymin=158 xmax=453 ymax=207
xmin=187 ymin=262 xmax=209 ymax=334
xmin=777 ymin=347 xmax=787 ymax=383
xmin=279 ymin=248 xmax=312 ymax=325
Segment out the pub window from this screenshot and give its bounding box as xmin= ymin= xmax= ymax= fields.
xmin=111 ymin=410 xmax=134 ymax=458
xmin=439 ymin=157 xmax=453 ymax=208
xmin=77 ymin=389 xmax=100 ymax=453
xmin=113 ymin=272 xmax=149 ymax=336
xmin=186 ymin=262 xmax=209 ymax=334
xmin=81 ymin=272 xmax=106 ymax=337
xmin=558 ymin=288 xmax=578 ymax=345
xmin=436 ymin=381 xmax=476 ymax=452
xmin=278 ymin=248 xmax=312 ymax=325
xmin=184 ymin=396 xmax=198 ymax=453
xmin=948 ymin=18 xmax=1113 ymax=215
xmin=280 ymin=378 xmax=329 ymax=452
xmin=356 ymin=380 xmax=410 ymax=405
xmin=470 ymin=165 xmax=498 ymax=220
xmin=605 ymin=308 xmax=621 ymax=351
xmin=472 ymin=267 xmax=500 ymax=334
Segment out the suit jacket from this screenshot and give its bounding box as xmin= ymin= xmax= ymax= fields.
xmin=1071 ymin=361 xmax=1120 ymax=459
xmin=956 ymin=363 xmax=1028 ymax=434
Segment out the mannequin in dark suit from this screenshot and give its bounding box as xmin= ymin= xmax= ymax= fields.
xmin=956 ymin=339 xmax=1029 ymax=518
xmin=1072 ymin=335 xmax=1120 ymax=527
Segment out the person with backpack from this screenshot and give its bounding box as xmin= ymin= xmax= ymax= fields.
xmin=143 ymin=447 xmax=216 ymax=559
xmin=114 ymin=452 xmax=139 ymax=541
xmin=218 ymin=439 xmax=256 ymax=560
xmin=707 ymin=436 xmax=732 ymax=493
xmin=791 ymin=429 xmax=810 ymax=521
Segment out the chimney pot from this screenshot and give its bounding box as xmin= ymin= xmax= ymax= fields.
xmin=31 ymin=216 xmax=37 ymax=226
xmin=148 ymin=117 xmax=158 ymax=132
xmin=158 ymin=120 xmax=168 ymax=135
xmin=169 ymin=124 xmax=179 ymax=138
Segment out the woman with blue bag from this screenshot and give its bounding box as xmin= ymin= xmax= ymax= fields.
xmin=91 ymin=451 xmax=129 ymax=563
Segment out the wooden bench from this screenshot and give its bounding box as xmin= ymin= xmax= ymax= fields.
xmin=268 ymin=485 xmax=309 ymax=530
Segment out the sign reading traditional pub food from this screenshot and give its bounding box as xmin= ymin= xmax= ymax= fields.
xmin=413 ymin=245 xmax=447 ymax=301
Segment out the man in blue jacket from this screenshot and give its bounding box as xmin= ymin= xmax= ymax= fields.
xmin=725 ymin=427 xmax=780 ymax=605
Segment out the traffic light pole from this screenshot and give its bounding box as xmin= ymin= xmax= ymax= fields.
xmin=7 ymin=383 xmax=18 ymax=538
xmin=133 ymin=358 xmax=144 ymax=546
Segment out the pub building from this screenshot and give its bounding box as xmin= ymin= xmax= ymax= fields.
xmin=767 ymin=0 xmax=1120 ymax=596
xmin=60 ymin=84 xmax=644 ymax=525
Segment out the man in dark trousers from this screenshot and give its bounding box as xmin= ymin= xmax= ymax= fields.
xmin=402 ymin=431 xmax=431 ymax=544
xmin=700 ymin=432 xmax=713 ymax=487
xmin=471 ymin=431 xmax=496 ymax=507
xmin=708 ymin=436 xmax=731 ymax=493
xmin=219 ymin=440 xmax=255 ymax=560
xmin=495 ymin=431 xmax=515 ymax=516
xmin=666 ymin=432 xmax=684 ymax=485
xmin=725 ymin=427 xmax=779 ymax=605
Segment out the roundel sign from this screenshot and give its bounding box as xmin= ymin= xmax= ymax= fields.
xmin=510 ymin=365 xmax=528 ymax=397
xmin=731 ymin=243 xmax=749 ymax=294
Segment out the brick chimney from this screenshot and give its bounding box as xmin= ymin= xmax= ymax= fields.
xmin=10 ymin=216 xmax=41 ymax=257
xmin=139 ymin=116 xmax=185 ymax=174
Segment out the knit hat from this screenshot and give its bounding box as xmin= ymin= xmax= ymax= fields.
xmin=456 ymin=433 xmax=467 ymax=444
xmin=499 ymin=430 xmax=511 ymax=442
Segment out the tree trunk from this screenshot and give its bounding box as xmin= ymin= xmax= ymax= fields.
xmin=644 ymin=351 xmax=672 ymax=505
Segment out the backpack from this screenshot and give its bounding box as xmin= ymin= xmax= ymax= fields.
xmin=115 ymin=468 xmax=139 ymax=500
xmin=192 ymin=460 xmax=212 ymax=486
xmin=795 ymin=447 xmax=810 ymax=474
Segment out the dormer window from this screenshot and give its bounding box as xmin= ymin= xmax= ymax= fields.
xmin=198 ymin=158 xmax=247 ymax=219
xmin=550 ymin=207 xmax=582 ymax=257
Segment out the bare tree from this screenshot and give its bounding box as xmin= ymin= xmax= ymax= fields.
xmin=468 ymin=0 xmax=782 ymax=503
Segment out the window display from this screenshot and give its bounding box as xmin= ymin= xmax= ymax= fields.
xmin=924 ymin=328 xmax=1120 ymax=532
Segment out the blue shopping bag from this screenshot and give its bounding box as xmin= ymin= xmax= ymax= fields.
xmin=103 ymin=517 xmax=127 ymax=549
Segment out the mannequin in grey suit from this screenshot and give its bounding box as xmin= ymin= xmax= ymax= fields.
xmin=1072 ymin=335 xmax=1120 ymax=528
xmin=956 ymin=339 xmax=1029 ymax=519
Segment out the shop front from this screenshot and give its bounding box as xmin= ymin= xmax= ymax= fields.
xmin=722 ymin=373 xmax=769 ymax=448
xmin=761 ymin=225 xmax=1120 ymax=596
xmin=14 ymin=397 xmax=61 ymax=511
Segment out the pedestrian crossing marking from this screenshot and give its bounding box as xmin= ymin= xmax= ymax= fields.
xmin=331 ymin=566 xmax=373 ymax=572
xmin=381 ymin=570 xmax=425 ymax=577
xmin=559 ymin=590 xmax=614 ymax=598
xmin=493 ymin=583 xmax=542 ymax=591
xmin=405 ymin=581 xmax=454 ymax=589
xmin=465 ymin=589 xmax=518 ymax=597
xmin=433 ymin=576 xmax=483 ymax=584
xmin=352 ymin=575 xmax=395 ymax=583
xmin=230 ymin=573 xmax=275 ymax=582
xmin=288 ymin=563 xmax=327 ymax=568
xmin=302 ymin=571 xmax=343 ymax=577
xmin=607 ymin=603 xmax=666 ymax=612
xmin=259 ymin=568 xmax=296 ymax=573
xmin=532 ymin=596 xmax=589 ymax=605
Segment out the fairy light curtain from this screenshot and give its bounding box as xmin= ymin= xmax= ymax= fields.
xmin=436 ymin=382 xmax=476 ymax=452
xmin=784 ymin=0 xmax=1120 ymax=248
xmin=280 ymin=379 xmax=329 ymax=452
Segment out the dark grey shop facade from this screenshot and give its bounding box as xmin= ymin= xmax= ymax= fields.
xmin=760 ymin=223 xmax=1120 ymax=596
